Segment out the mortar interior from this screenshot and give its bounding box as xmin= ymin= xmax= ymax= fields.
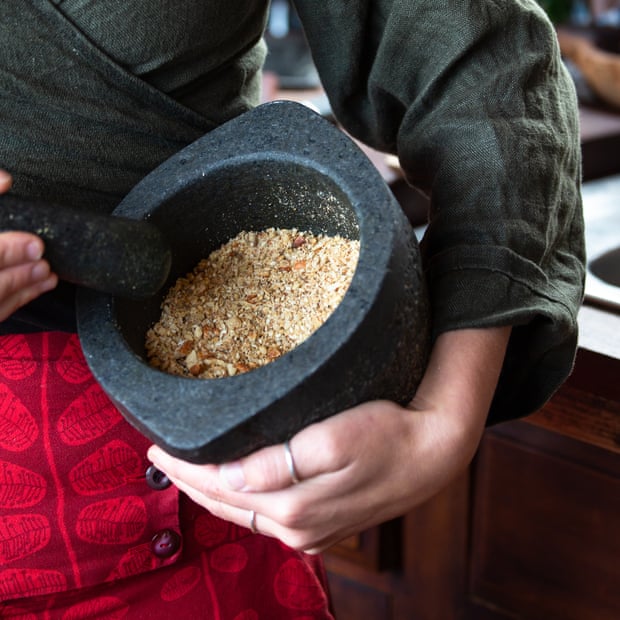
xmin=115 ymin=158 xmax=361 ymax=362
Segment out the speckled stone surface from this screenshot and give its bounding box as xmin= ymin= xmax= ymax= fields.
xmin=76 ymin=101 xmax=430 ymax=463
xmin=0 ymin=196 xmax=171 ymax=298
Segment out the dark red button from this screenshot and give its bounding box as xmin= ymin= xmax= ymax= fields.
xmin=145 ymin=465 xmax=172 ymax=490
xmin=150 ymin=529 xmax=181 ymax=558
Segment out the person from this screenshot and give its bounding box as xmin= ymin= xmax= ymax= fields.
xmin=558 ymin=27 xmax=620 ymax=108
xmin=0 ymin=1 xmax=584 ymax=618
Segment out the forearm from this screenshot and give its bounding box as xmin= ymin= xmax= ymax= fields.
xmin=559 ymin=31 xmax=620 ymax=108
xmin=410 ymin=326 xmax=512 ymax=458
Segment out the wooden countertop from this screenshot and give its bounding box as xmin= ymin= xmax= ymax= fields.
xmin=578 ymin=303 xmax=620 ymax=361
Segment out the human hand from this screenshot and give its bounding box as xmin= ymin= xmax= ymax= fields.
xmin=0 ymin=170 xmax=58 ymax=321
xmin=557 ymin=28 xmax=620 ymax=108
xmin=148 ymin=326 xmax=511 ymax=553
xmin=556 ymin=29 xmax=593 ymax=62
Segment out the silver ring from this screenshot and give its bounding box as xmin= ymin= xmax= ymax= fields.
xmin=249 ymin=510 xmax=258 ymax=534
xmin=283 ymin=440 xmax=300 ymax=484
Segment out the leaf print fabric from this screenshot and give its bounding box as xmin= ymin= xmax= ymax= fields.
xmin=56 ymin=384 xmax=123 ymax=446
xmin=0 ymin=385 xmax=39 ymax=452
xmin=68 ymin=440 xmax=143 ymax=496
xmin=60 ymin=596 xmax=130 ymax=620
xmin=76 ymin=497 xmax=147 ymax=545
xmin=275 ymin=559 xmax=329 ymax=611
xmin=0 ymin=568 xmax=67 ymax=599
xmin=210 ymin=543 xmax=249 ymax=573
xmin=0 ymin=333 xmax=181 ymax=603
xmin=0 ymin=514 xmax=51 ymax=564
xmin=0 ymin=335 xmax=37 ymax=381
xmin=0 ymin=332 xmax=333 ymax=619
xmin=0 ymin=460 xmax=47 ymax=508
xmin=159 ymin=566 xmax=202 ymax=602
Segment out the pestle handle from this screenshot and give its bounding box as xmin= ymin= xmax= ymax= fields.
xmin=0 ymin=195 xmax=172 ymax=299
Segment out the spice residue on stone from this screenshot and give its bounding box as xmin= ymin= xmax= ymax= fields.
xmin=145 ymin=227 xmax=359 ymax=379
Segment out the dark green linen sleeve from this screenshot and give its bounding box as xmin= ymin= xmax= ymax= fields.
xmin=294 ymin=0 xmax=585 ymax=424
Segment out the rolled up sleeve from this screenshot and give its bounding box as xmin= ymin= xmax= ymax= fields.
xmin=295 ymin=0 xmax=585 ymax=422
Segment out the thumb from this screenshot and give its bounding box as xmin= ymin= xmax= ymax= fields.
xmin=220 ymin=439 xmax=301 ymax=492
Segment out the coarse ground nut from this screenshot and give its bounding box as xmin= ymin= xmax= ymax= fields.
xmin=145 ymin=228 xmax=360 ymax=379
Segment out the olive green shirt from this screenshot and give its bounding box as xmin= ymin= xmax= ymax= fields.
xmin=0 ymin=0 xmax=585 ymax=424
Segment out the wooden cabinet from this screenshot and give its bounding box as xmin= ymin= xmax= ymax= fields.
xmin=323 ymin=307 xmax=620 ymax=619
xmin=470 ymin=421 xmax=619 ymax=619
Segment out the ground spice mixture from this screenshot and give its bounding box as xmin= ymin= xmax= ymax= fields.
xmin=145 ymin=228 xmax=360 ymax=379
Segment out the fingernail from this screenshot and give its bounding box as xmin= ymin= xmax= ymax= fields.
xmin=220 ymin=462 xmax=247 ymax=491
xmin=147 ymin=446 xmax=163 ymax=467
xmin=27 ymin=241 xmax=43 ymax=261
xmin=39 ymin=274 xmax=58 ymax=292
xmin=31 ymin=262 xmax=49 ymax=281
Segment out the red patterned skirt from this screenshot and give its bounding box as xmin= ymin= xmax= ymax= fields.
xmin=0 ymin=332 xmax=333 ymax=619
